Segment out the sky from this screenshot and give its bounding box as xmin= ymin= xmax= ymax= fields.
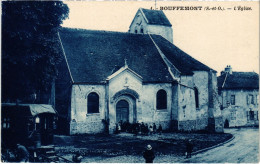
xmin=62 ymin=1 xmax=259 ymax=75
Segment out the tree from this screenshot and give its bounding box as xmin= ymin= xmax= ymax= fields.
xmin=2 ymin=1 xmax=69 ymax=103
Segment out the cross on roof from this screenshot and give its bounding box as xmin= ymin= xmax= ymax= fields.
xmin=124 ymin=58 xmax=128 ymax=67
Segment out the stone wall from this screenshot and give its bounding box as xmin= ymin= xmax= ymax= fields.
xmin=147 ymin=25 xmax=173 ymax=43
xmin=220 ymin=89 xmax=259 ymax=109
xmin=214 ymin=116 xmax=224 ymax=133
xmin=178 ymin=75 xmax=196 ymax=122
xmin=70 ymin=119 xmax=105 ymax=134
xmin=179 ymin=120 xmax=196 ymax=131
xmin=195 ymin=117 xmax=208 ymax=130
xmin=171 ymin=84 xmax=179 ymax=121
xmin=208 ymin=71 xmax=222 ymax=118
xmin=193 ymin=71 xmax=209 ymax=118
xmin=208 ymin=71 xmax=223 ymax=132
xmin=70 ymin=84 xmax=106 ymax=134
xmin=142 ymin=83 xmax=172 ymax=121
xmin=222 ymin=103 xmax=259 ymax=127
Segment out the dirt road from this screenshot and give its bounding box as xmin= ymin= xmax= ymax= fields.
xmin=83 ymin=127 xmax=258 ymax=163
xmin=182 ymin=127 xmax=259 ymax=163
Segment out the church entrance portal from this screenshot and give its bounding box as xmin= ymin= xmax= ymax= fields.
xmin=116 ymin=100 xmax=129 ymax=123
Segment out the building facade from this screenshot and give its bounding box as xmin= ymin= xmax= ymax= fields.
xmin=218 ymin=66 xmax=259 ymax=127
xmin=55 ymin=8 xmax=223 ymax=135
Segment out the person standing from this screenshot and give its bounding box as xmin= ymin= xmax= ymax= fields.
xmin=72 ymin=152 xmax=83 ymax=163
xmin=149 ymin=125 xmax=153 ymax=135
xmin=158 ymin=124 xmax=162 ymax=135
xmin=143 ymin=145 xmax=155 ymax=163
xmin=141 ymin=122 xmax=145 ymax=135
xmin=144 ymin=124 xmax=149 ymax=136
xmin=16 ymin=144 xmax=29 ymax=162
xmin=152 ymin=123 xmax=157 ymax=134
xmin=186 ymin=139 xmax=193 ymax=158
xmin=115 ymin=123 xmax=119 ymax=134
xmin=118 ymin=122 xmax=122 ymax=133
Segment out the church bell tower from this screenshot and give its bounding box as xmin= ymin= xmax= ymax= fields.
xmin=129 ymin=8 xmax=173 ymax=44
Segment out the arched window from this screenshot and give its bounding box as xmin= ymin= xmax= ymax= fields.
xmin=156 ymin=89 xmax=167 ymax=109
xmin=134 ymin=26 xmax=138 ymax=34
xmin=87 ymin=92 xmax=99 ymax=113
xmin=194 ymin=88 xmax=199 ymax=109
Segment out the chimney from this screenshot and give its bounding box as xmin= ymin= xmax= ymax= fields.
xmin=224 ymin=65 xmax=232 ymax=74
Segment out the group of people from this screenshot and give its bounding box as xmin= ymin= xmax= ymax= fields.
xmin=115 ymin=121 xmax=163 ymax=136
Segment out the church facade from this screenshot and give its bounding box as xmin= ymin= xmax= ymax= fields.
xmin=55 ymin=8 xmax=223 ymax=135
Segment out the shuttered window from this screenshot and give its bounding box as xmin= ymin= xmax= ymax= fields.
xmin=231 ymin=111 xmax=236 ymax=120
xmin=231 ymin=95 xmax=235 ymax=105
xmin=250 ymin=111 xmax=254 ymax=120
xmin=247 ymin=95 xmax=254 ymax=105
xmin=254 ymin=111 xmax=257 ymax=121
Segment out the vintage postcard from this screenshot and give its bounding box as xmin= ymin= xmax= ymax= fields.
xmin=1 ymin=0 xmax=259 ymax=163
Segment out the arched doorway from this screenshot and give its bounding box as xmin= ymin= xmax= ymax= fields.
xmin=116 ymin=100 xmax=129 ymax=123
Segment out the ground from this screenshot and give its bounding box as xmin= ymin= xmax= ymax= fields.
xmin=182 ymin=127 xmax=259 ymax=163
xmin=54 ymin=130 xmax=233 ymax=163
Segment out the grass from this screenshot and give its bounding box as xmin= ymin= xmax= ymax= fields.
xmin=54 ymin=132 xmax=232 ymax=158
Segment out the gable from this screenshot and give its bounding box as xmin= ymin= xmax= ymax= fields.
xmin=129 ymin=10 xmax=148 ymax=33
xmin=129 ymin=8 xmax=172 ymax=30
xmin=107 ymin=65 xmax=142 ymax=81
xmin=108 ymin=68 xmax=143 ymax=92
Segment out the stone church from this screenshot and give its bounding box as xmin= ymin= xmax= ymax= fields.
xmin=55 ymin=8 xmax=223 ymax=134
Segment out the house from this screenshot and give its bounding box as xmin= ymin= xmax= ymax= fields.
xmin=218 ymin=65 xmax=259 ymax=127
xmin=55 ymin=8 xmax=223 ymax=135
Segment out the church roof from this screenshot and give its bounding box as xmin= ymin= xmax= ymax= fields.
xmin=150 ymin=35 xmax=214 ymax=75
xmin=140 ymin=8 xmax=172 ymax=27
xmin=218 ymin=72 xmax=259 ymax=90
xmin=58 ymin=28 xmax=214 ymax=83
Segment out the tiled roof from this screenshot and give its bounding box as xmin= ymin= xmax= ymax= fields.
xmin=150 ymin=35 xmax=214 ymax=75
xmin=218 ymin=72 xmax=259 ymax=89
xmin=58 ymin=28 xmax=214 ymax=83
xmin=141 ymin=8 xmax=172 ymax=27
xmin=58 ymin=28 xmax=172 ymax=83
